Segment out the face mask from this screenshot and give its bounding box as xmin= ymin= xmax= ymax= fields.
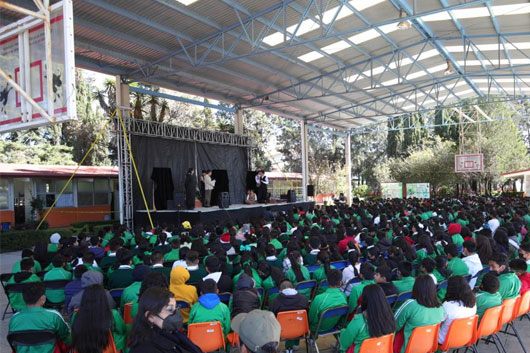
xmin=157 ymin=312 xmax=183 ymax=331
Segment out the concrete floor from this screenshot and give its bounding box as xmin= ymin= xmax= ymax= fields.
xmin=1 ymin=250 xmax=529 ymax=353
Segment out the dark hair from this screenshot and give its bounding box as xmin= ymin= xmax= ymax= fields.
xmin=52 ymin=254 xmax=66 ymax=268
xmin=186 ymin=250 xmax=199 ymax=263
xmin=309 ymin=236 xmax=321 ymax=249
xmin=360 ymin=262 xmax=375 ymax=280
xmin=418 ymin=235 xmax=435 ymax=255
xmin=421 ymin=258 xmax=436 ymax=274
xmin=129 ymin=287 xmax=174 ymax=348
xmin=463 ymin=240 xmax=476 ymax=253
xmin=33 ymin=241 xmax=48 ymax=263
xmin=360 ymin=284 xmax=396 ymax=337
xmin=139 ymin=273 xmax=169 ymax=298
xmin=200 ymin=279 xmax=217 ymax=294
xmin=509 ymin=258 xmax=528 ymax=272
xmin=74 ymin=265 xmax=88 ymax=279
xmin=444 ymin=244 xmax=459 ymax=258
xmin=413 ymin=275 xmax=441 ymax=308
xmin=375 ymin=266 xmax=392 ymax=282
xmin=288 ymin=251 xmax=305 ymax=282
xmin=444 ymin=276 xmax=476 ymax=308
xmin=20 ymin=258 xmax=34 ymax=272
xmin=490 ymin=252 xmax=508 ymax=267
xmin=481 ymin=273 xmax=500 ymax=294
xmin=21 ymin=249 xmax=34 ymax=258
xmin=327 ymin=269 xmax=342 ymax=287
xmin=317 ymin=251 xmax=331 ymax=277
xmin=22 ymin=282 xmax=45 ymax=305
xmin=398 ymin=261 xmax=412 ymax=277
xmin=72 ymin=285 xmax=112 ymax=353
xmin=150 ymin=250 xmax=164 ymax=264
xmin=205 ymin=255 xmax=221 ymax=272
xmin=347 ymin=251 xmax=360 ymax=277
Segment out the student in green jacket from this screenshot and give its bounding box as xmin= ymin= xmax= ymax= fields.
xmin=348 ymin=263 xmax=375 ymax=313
xmin=71 ymin=284 xmax=128 ymax=352
xmin=150 ymin=250 xmax=171 ymax=279
xmin=189 ymin=279 xmax=231 ymax=337
xmin=489 ymin=252 xmax=521 ymax=299
xmin=258 ymin=261 xmax=285 ymax=304
xmin=108 ymin=249 xmax=135 ymax=289
xmin=304 ymin=237 xmax=321 ymax=266
xmin=7 ymin=258 xmax=42 ymax=312
xmin=11 ymin=249 xmax=42 ymax=274
xmin=339 ymin=284 xmax=396 ymax=353
xmin=43 ymin=254 xmax=72 ymax=304
xmin=185 ymin=250 xmax=209 ymax=284
xmin=285 ymin=251 xmax=311 ymax=299
xmin=163 ymin=239 xmax=181 ymax=262
xmin=9 ymin=282 xmax=71 ymax=353
xmin=121 ymin=265 xmax=152 ymax=311
xmin=129 ymin=272 xmax=169 ymax=322
xmin=393 ymin=261 xmax=415 ymax=294
xmin=445 ymin=244 xmax=469 ymax=276
xmin=394 ymin=275 xmax=446 ymax=353
xmin=475 ymin=273 xmax=502 ymax=323
xmin=264 ymin=245 xmax=283 ymax=270
xmin=308 ymin=269 xmax=347 ymax=333
xmin=518 ymin=243 xmax=530 ymax=272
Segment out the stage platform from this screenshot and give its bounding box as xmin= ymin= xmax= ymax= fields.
xmin=135 ymin=201 xmax=315 ymax=226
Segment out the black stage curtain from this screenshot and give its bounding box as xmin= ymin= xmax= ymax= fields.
xmin=211 ymin=169 xmax=229 ymax=206
xmin=131 ymin=135 xmax=247 ymax=211
xmin=151 ymin=167 xmax=173 ymax=210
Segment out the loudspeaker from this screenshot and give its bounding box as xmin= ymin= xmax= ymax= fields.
xmin=287 ymin=190 xmax=297 ymax=202
xmin=307 ymin=185 xmax=315 ymax=197
xmin=219 ymin=192 xmax=230 ymax=209
xmin=172 ymin=192 xmax=186 ymax=208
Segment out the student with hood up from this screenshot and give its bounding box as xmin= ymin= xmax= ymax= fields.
xmin=169 ymin=266 xmax=198 ymax=323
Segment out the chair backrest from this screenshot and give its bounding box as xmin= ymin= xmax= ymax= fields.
xmin=314 ymin=305 xmax=349 ymax=336
xmin=277 ymin=310 xmax=310 ymax=340
xmin=439 ymin=315 xmax=477 ymax=351
xmin=7 ymin=330 xmax=57 ymax=352
xmin=345 ymin=277 xmax=361 ymax=289
xmin=500 ymin=298 xmax=518 ymax=325
xmin=218 ymin=292 xmax=232 ymax=305
xmin=403 ymin=323 xmax=440 ymax=353
xmin=5 ymin=282 xmax=32 ymax=294
xmin=176 ymin=300 xmax=190 ymax=309
xmin=436 ymin=281 xmax=447 ymax=291
xmin=123 ymin=302 xmax=133 ymax=325
xmin=43 ymin=279 xmax=70 ymax=290
xmin=386 ymin=294 xmax=398 ymax=306
xmin=319 ymin=280 xmax=329 ymax=290
xmin=256 ymin=287 xmax=264 ymax=297
xmin=463 ymin=274 xmax=472 ymax=283
xmin=358 ymin=333 xmax=394 ymax=353
xmin=331 ymin=261 xmax=348 ymax=270
xmin=307 ymin=265 xmax=320 ymax=273
xmin=187 ymin=321 xmax=225 ymax=352
xmin=0 ymin=273 xmax=13 ymax=286
xmin=515 ymin=290 xmax=530 ymax=318
xmin=109 ymin=288 xmax=124 ymax=298
xmin=295 ymin=280 xmax=317 ymax=291
xmin=476 ymin=305 xmax=504 ymax=338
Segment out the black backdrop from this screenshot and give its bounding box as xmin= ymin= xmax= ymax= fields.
xmin=131 ymin=135 xmax=248 ymax=210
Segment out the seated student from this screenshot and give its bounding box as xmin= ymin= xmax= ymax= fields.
xmin=374 ymin=266 xmax=398 ymax=297
xmin=309 ymin=269 xmax=347 ymax=333
xmin=475 ymin=273 xmax=502 ymax=323
xmin=43 ymin=254 xmax=73 ymax=304
xmin=348 ymin=263 xmax=376 ymax=313
xmin=265 ymin=245 xmax=283 ymax=269
xmin=438 ymin=276 xmax=477 ymax=344
xmin=121 ymin=265 xmax=152 ymax=311
xmin=245 ymin=189 xmax=257 ymax=205
xmin=393 ymin=261 xmax=415 ymax=294
xmin=65 ymin=265 xmax=88 ymax=310
xmin=107 ymin=248 xmax=135 ymax=289
xmin=9 ymin=282 xmax=71 ymax=352
xmin=77 ymin=251 xmax=101 ymax=273
xmin=518 ymin=242 xmax=530 ymax=272
xmin=312 ymin=251 xmax=334 ymax=283
xmin=69 ymin=270 xmax=116 ymax=315
xmin=489 ymin=252 xmax=521 ymax=299
xmin=151 ymin=250 xmax=171 ymax=279
xmin=71 ymin=284 xmax=128 ymax=353
xmin=415 ymin=235 xmax=437 ymax=264
xmin=303 ymin=237 xmax=321 ymax=266
xmin=269 ymin=279 xmax=309 ymax=315
xmin=258 ymin=262 xmax=285 ymax=304
xmin=461 ymin=240 xmax=483 ymax=288
xmin=48 ymin=232 xmax=62 ymax=253
xmin=445 ymin=244 xmax=470 ymax=276
xmin=154 ymin=232 xmax=170 ymax=253
xmin=231 ymin=273 xmax=261 ymax=318
xmin=448 ymin=223 xmax=465 ymax=248
xmin=169 ymin=266 xmax=198 ymax=323
xmin=130 ymin=272 xmax=169 ymax=321
xmin=88 ymin=235 xmax=105 ymax=260
xmin=184 ymin=250 xmax=208 ymax=284
xmin=339 ymin=284 xmax=396 ymax=353
xmin=6 ymin=258 xmax=41 ymax=312
xmin=420 ymin=258 xmax=438 ymax=285
xmin=189 ymin=279 xmax=231 ymax=337
xmin=285 ymin=251 xmax=311 ymax=299
xmin=342 ymin=250 xmax=360 ymax=296
xmin=394 ymin=275 xmax=445 ymax=353
xmin=99 ymin=238 xmax=121 ymax=269
xmin=509 ymin=258 xmax=530 ymax=295
xmin=230 ymin=309 xmax=281 ymax=353
xmin=11 ymin=249 xmax=42 ymax=273
xmin=163 ymin=239 xmax=181 ymax=262
xmin=203 ymin=255 xmax=232 ymax=293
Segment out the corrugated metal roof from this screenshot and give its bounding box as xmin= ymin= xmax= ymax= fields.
xmin=0 ymin=163 xmax=119 ymax=178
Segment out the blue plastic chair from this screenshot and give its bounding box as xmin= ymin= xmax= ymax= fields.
xmin=218 ymin=292 xmax=231 ymax=305
xmin=310 ymin=305 xmax=349 ymax=353
xmin=330 ymin=261 xmax=347 ymax=270
xmin=176 ymin=300 xmax=190 ymax=309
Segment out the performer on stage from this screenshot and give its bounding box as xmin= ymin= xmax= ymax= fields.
xmin=255 ymin=170 xmax=269 ymax=203
xmin=204 ymin=170 xmax=216 ymax=207
xmin=184 ymin=168 xmax=197 ymax=210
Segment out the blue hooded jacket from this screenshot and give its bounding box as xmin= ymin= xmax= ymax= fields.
xmin=198 ymin=293 xmax=220 ymax=309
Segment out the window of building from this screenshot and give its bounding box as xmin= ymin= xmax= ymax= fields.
xmin=36 ymin=179 xmax=74 ymax=208
xmin=78 ymin=178 xmax=109 ymax=206
xmin=0 ymin=179 xmax=9 ymax=210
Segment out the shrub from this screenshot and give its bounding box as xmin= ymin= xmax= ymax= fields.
xmin=0 ymin=228 xmax=72 ymax=253
xmin=69 ymin=220 xmax=118 ymax=231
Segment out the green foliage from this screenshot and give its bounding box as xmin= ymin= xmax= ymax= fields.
xmin=0 ymin=228 xmax=72 ymax=253
xmin=69 ymin=220 xmax=118 ymax=231
xmin=352 ymin=185 xmax=371 ymax=198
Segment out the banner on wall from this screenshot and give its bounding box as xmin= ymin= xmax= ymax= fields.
xmin=406 ymin=183 xmax=430 ymax=199
xmin=381 ymin=183 xmax=403 ymax=199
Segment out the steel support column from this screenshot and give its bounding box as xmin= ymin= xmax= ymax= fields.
xmin=301 ymin=120 xmax=309 ymax=201
xmin=235 ymin=108 xmax=244 ymax=135
xmin=345 ymin=133 xmax=352 ymax=205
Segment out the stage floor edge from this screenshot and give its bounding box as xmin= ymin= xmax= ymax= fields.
xmin=135 ymin=201 xmax=315 ymax=226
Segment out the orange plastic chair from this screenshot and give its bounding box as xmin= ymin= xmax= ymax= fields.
xmin=501 ymin=296 xmax=528 ymax=353
xmin=358 ymin=333 xmax=393 ymax=353
xmin=187 ymin=321 xmax=225 ymax=352
xmin=277 ymin=310 xmax=310 ymax=353
xmin=73 ymin=331 xmax=117 ymax=353
xmin=226 ymin=332 xmax=239 ymax=347
xmin=472 ymin=305 xmax=504 ymax=353
xmin=403 ymin=323 xmax=440 ymax=353
xmin=514 ymin=291 xmax=530 ymax=320
xmin=499 ymin=297 xmax=518 ymax=327
xmin=123 ymin=302 xmax=133 ymax=325
xmin=438 ymin=315 xmax=477 ymax=352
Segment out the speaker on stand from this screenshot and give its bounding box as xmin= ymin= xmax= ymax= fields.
xmin=219 ymin=192 xmax=230 ymax=209
xmin=287 ymin=190 xmax=297 ymax=203
xmin=307 ymin=185 xmax=315 ymax=197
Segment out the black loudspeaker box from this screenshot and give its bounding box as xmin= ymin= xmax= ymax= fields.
xmin=287 ymin=190 xmax=297 ymax=202
xmin=219 ymin=192 xmax=230 ymax=209
xmin=307 ymin=185 xmax=315 ymax=197
xmin=173 ymin=192 xmax=186 ymax=208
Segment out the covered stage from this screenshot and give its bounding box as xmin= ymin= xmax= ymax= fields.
xmin=135 ymin=201 xmax=314 ymax=226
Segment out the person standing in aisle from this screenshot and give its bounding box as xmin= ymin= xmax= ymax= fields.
xmin=204 ymin=170 xmax=216 ymax=207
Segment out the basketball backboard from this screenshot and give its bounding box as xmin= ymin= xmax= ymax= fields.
xmin=455 ymin=154 xmax=484 ymax=173
xmin=0 ymin=0 xmax=75 ymax=133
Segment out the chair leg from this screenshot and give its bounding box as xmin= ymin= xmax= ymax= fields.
xmin=305 ymin=337 xmax=309 ymax=353
xmin=507 ymin=322 xmax=528 ymax=353
xmin=2 ymin=303 xmax=10 ymax=321
xmin=493 ymin=334 xmax=507 ymax=353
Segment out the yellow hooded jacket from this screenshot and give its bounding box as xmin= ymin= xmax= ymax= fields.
xmin=169 ymin=266 xmax=198 ymax=322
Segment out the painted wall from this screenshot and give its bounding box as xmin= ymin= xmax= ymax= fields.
xmin=38 ymin=205 xmax=112 ymax=228
xmin=0 ymin=210 xmax=15 ymax=229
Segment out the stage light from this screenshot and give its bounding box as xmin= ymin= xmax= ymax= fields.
xmin=444 ymin=60 xmax=454 ymax=76
xmin=397 ymin=10 xmax=412 ymax=30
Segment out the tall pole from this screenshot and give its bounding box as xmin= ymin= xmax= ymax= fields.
xmin=301 ymin=120 xmax=308 ymax=201
xmin=234 ymin=108 xmax=244 ymax=135
xmin=345 ymin=133 xmax=352 ymax=205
